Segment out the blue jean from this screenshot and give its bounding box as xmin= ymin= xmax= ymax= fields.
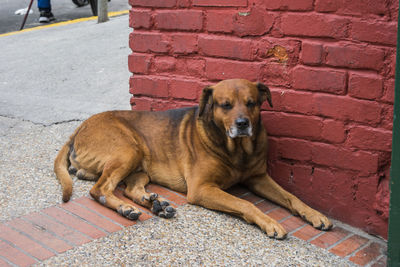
xmin=37 ymin=0 xmax=51 ymax=11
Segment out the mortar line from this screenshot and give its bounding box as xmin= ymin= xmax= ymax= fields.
xmin=326 ymin=233 xmax=354 ymax=251
xmin=19 ymin=216 xmax=77 ymax=248
xmin=344 ymin=240 xmax=372 ymax=260
xmin=365 ymin=254 xmax=385 ymax=267
xmin=4 ymin=222 xmax=59 ymax=255
xmin=0 ymin=254 xmax=18 ymax=267
xmin=39 ymin=210 xmax=94 ymax=241
xmin=0 ymin=236 xmax=39 ymax=263
xmin=54 ymin=205 xmax=110 ymax=234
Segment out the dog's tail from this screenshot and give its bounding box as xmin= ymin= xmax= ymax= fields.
xmin=54 ymin=127 xmax=80 ymax=202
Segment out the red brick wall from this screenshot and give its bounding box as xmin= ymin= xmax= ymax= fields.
xmin=128 ymin=0 xmax=398 ymax=239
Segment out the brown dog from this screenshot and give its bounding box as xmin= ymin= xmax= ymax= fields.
xmin=54 ymin=79 xmax=332 ymax=239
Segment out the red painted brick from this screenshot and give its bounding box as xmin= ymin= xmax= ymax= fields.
xmin=240 ymin=192 xmax=263 ymax=204
xmin=131 ymin=76 xmax=169 ymax=98
xmin=146 ymin=184 xmax=188 ymax=206
xmin=155 ymin=10 xmax=203 ymax=31
xmin=233 ymin=8 xmax=275 ymax=37
xmin=206 ymin=11 xmax=234 ymax=33
xmin=255 ymin=200 xmax=277 ymax=213
xmin=382 ymin=79 xmax=395 ymax=104
xmin=347 ymin=126 xmax=392 ymax=152
xmin=292 ymin=66 xmax=346 ymax=94
xmin=351 ymin=20 xmax=397 ymax=46
xmin=349 ymin=242 xmax=384 ymax=265
xmin=281 ymin=13 xmax=349 ymax=39
xmin=266 ymin=208 xmax=291 ymax=221
xmin=193 ymin=0 xmax=247 ymax=7
xmin=129 ymin=9 xmax=152 ymax=29
xmin=175 ymin=58 xmax=205 ymax=78
xmin=280 ymin=216 xmax=306 ymax=232
xmin=348 ymin=72 xmax=383 ymax=100
xmin=310 ymin=227 xmax=350 ymax=249
xmin=312 ymin=94 xmax=382 ymax=124
xmin=265 ymin=0 xmax=313 ymax=10
xmin=129 ymin=0 xmax=176 ymax=8
xmin=321 ymin=120 xmax=346 ymax=143
xmin=277 ymin=138 xmax=313 ymax=161
xmin=339 ymin=0 xmax=387 ymax=17
xmin=205 ymin=58 xmax=261 ymax=81
xmin=43 ymin=206 xmax=107 ymax=239
xmin=329 ymin=234 xmax=369 ymax=257
xmin=260 ymin=62 xmax=291 ymax=88
xmin=170 ymin=79 xmax=202 ymax=100
xmin=129 ymin=32 xmax=169 ymax=54
xmin=0 ymin=240 xmax=36 ymax=267
xmin=325 ymin=44 xmax=384 ymax=71
xmin=292 ymin=224 xmax=322 ymax=241
xmin=24 ymin=211 xmax=91 ymax=246
xmin=0 ymin=223 xmax=54 ymax=261
xmin=8 ymin=218 xmax=72 ymax=253
xmin=171 ymin=34 xmax=198 ymax=54
xmin=199 ymin=35 xmax=254 ymax=61
xmin=128 ymin=53 xmax=151 ymax=74
xmin=152 ymin=56 xmax=176 ymax=73
xmin=314 ymin=0 xmax=338 ymax=12
xmin=131 ymin=97 xmax=152 ymax=111
xmin=60 ymin=201 xmax=122 ymax=233
xmin=75 ymin=197 xmax=136 ymax=227
xmin=177 ymin=0 xmax=190 ymax=7
xmin=301 ymin=42 xmax=323 ymax=65
xmin=311 ymin=142 xmax=379 ymax=173
xmin=268 ymin=89 xmax=313 ymax=114
xmin=262 ymin=112 xmax=323 ymax=141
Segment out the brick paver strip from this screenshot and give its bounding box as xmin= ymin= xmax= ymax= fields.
xmin=241 ymin=192 xmax=264 ymax=204
xmin=0 ymin=223 xmax=54 ymax=261
xmin=329 ymin=234 xmax=369 ymax=257
xmin=280 ymin=215 xmax=307 ymax=233
xmin=75 ymin=197 xmax=137 ymax=227
xmin=60 ymin=201 xmax=122 ymax=233
xmin=292 ymin=224 xmax=322 ymax=241
xmin=255 ymin=200 xmax=277 ymax=213
xmin=24 ymin=211 xmax=92 ymax=246
xmin=0 ymin=257 xmax=13 ymax=267
xmin=0 ymin=239 xmax=37 ymax=267
xmin=349 ymin=242 xmax=384 ymax=265
xmin=310 ymin=226 xmax=350 ymax=249
xmin=266 ymin=207 xmax=292 ymax=221
xmin=226 ymin=185 xmax=249 ymax=197
xmin=7 ymin=218 xmax=72 ymax=253
xmin=43 ymin=206 xmax=107 ymax=239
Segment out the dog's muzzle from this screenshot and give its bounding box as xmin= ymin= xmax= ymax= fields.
xmin=228 ymin=118 xmax=252 ymax=138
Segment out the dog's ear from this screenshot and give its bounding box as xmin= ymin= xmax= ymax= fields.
xmin=256 ymin=82 xmax=273 ymax=108
xmin=198 ymin=86 xmax=214 ymax=117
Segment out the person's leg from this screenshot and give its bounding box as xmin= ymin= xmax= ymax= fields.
xmin=38 ymin=0 xmax=55 ymax=23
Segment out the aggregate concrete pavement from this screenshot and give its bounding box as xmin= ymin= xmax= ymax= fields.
xmin=0 ymin=14 xmax=381 ymax=266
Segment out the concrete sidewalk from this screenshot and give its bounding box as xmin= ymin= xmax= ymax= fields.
xmin=0 ymin=14 xmax=386 ymax=266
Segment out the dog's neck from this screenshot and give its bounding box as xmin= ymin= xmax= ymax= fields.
xmin=226 ymin=137 xmax=253 ymax=155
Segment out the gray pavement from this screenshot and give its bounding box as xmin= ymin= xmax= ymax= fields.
xmin=0 ymin=15 xmax=357 ymax=266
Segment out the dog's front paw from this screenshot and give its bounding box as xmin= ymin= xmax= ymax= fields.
xmin=301 ymin=210 xmax=333 ymax=231
xmin=152 ymin=199 xmax=176 ymax=219
xmin=117 ymin=204 xmax=142 ymax=220
xmin=260 ymin=217 xmax=287 ymax=240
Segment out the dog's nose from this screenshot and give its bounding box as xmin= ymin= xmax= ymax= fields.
xmin=235 ymin=118 xmax=249 ymax=130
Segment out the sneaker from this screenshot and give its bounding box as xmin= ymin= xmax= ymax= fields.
xmin=39 ymin=11 xmax=55 ymax=23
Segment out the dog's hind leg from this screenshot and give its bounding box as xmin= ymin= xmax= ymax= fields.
xmin=124 ymin=172 xmax=176 ymax=219
xmin=89 ymin=153 xmax=143 ymax=220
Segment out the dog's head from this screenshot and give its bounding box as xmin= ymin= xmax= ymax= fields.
xmin=198 ymin=79 xmax=272 ymax=139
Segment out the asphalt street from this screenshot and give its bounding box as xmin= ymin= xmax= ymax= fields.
xmin=0 ymin=0 xmax=130 ymax=34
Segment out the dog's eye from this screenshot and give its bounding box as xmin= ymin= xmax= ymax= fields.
xmin=246 ymin=101 xmax=256 ymax=108
xmin=220 ymin=102 xmax=232 ymax=110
